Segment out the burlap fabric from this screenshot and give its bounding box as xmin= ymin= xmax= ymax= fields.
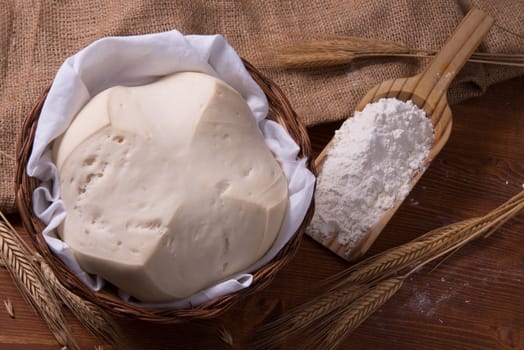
xmin=1 ymin=0 xmax=523 ymax=212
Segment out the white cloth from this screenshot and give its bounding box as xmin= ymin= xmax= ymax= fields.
xmin=27 ymin=30 xmax=315 ymax=308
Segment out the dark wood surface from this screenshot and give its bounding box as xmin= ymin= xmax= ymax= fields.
xmin=1 ymin=76 xmax=523 ymax=349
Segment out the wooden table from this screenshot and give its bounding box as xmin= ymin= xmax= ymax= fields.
xmin=1 ymin=76 xmax=523 ymax=349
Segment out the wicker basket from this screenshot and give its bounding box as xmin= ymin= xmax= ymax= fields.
xmin=14 ymin=59 xmax=315 ymax=323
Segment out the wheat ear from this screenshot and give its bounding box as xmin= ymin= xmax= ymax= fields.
xmin=319 ymin=277 xmax=405 ymax=350
xmin=251 ymin=190 xmax=524 ymax=349
xmin=251 ymin=284 xmax=367 ymax=349
xmin=325 ymin=190 xmax=524 ymax=291
xmin=37 ymin=256 xmax=129 ymax=349
xmin=323 ymin=219 xmax=475 ymax=291
xmin=264 ymin=36 xmax=524 ymax=68
xmin=0 ymin=211 xmax=80 ymax=349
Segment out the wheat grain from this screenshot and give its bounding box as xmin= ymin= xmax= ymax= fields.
xmin=0 ymin=211 xmax=80 ymax=349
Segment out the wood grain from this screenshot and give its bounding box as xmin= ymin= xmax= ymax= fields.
xmin=1 ymin=76 xmax=523 ymax=349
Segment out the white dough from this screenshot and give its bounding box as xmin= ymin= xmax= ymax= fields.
xmin=54 ymin=72 xmax=289 ymax=302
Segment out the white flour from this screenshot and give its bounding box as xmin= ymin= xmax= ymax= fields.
xmin=307 ymin=98 xmax=434 ymax=253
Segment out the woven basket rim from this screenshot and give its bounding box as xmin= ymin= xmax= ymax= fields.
xmin=14 ymin=59 xmax=316 ymax=323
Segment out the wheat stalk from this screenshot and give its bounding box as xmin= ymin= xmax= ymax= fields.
xmin=322 ymin=219 xmax=475 ymax=291
xmin=252 ymin=284 xmax=367 ymax=349
xmin=36 ymin=256 xmax=128 ymax=350
xmin=263 ymin=36 xmax=524 ymax=69
xmin=252 ymin=190 xmax=524 ymax=349
xmin=319 ymin=277 xmax=405 ymax=350
xmin=325 ymin=190 xmax=524 ymax=291
xmin=0 ymin=211 xmax=80 ymax=349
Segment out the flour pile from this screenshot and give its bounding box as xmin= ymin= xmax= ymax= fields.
xmin=307 ymin=98 xmax=434 ymax=254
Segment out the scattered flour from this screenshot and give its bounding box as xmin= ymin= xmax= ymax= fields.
xmin=307 ymin=98 xmax=434 ymax=253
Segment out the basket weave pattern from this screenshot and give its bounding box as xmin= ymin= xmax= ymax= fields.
xmin=15 ymin=60 xmax=315 ymax=323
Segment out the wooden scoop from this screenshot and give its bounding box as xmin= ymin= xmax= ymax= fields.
xmin=312 ymin=8 xmax=494 ymax=261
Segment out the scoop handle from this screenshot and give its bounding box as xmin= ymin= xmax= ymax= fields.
xmin=412 ymin=8 xmax=493 ymax=114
